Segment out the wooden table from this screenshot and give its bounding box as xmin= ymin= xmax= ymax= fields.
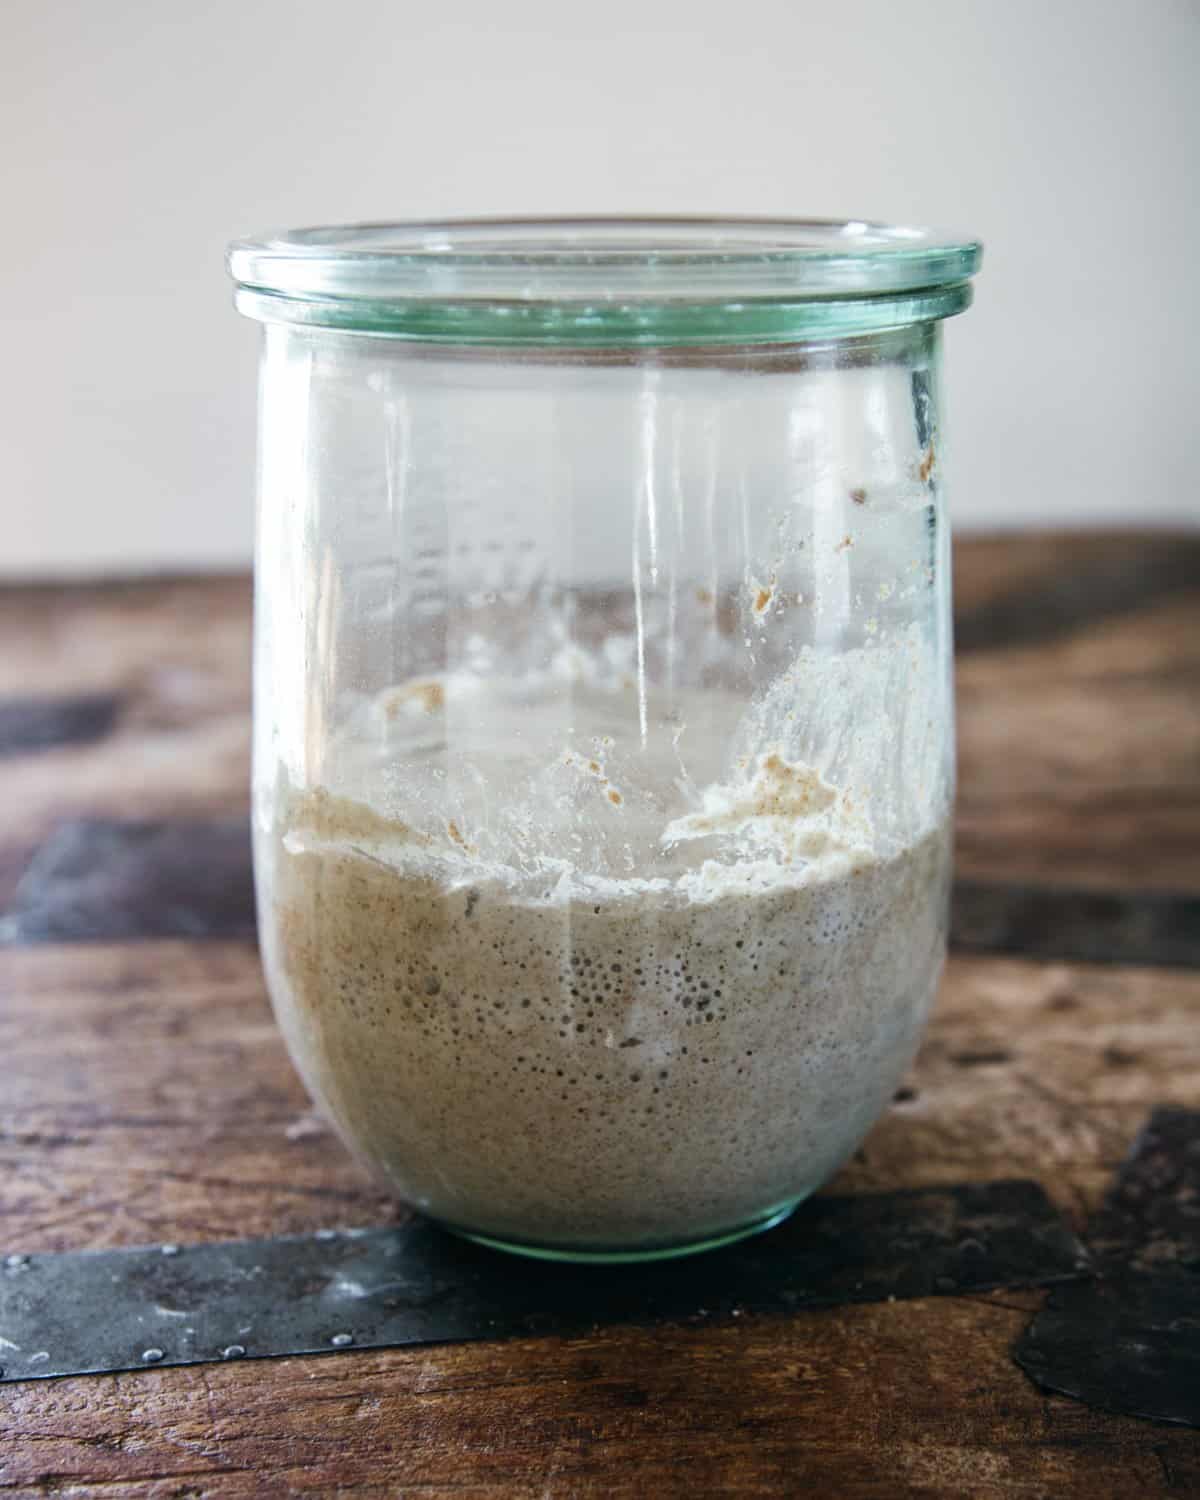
xmin=2 ymin=532 xmax=1198 ymax=1497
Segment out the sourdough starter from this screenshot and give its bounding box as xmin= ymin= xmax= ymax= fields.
xmin=260 ymin=659 xmax=950 ymax=1251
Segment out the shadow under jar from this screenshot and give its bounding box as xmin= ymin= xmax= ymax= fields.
xmin=228 ymin=217 xmax=981 ymax=1262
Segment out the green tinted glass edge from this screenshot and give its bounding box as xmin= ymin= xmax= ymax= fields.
xmin=233 ymin=282 xmax=974 ymax=345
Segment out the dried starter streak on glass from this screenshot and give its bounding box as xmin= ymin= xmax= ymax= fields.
xmin=0 ymin=1180 xmax=1084 ymax=1383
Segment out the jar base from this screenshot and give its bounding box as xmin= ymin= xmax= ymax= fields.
xmin=442 ymin=1198 xmax=806 ymax=1264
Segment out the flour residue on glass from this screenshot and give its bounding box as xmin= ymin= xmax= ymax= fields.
xmin=283 ymin=622 xmax=944 ymax=906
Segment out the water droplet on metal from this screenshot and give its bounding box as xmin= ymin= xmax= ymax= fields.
xmin=160 ymin=1244 xmax=180 ymax=1257
xmin=142 ymin=1347 xmax=165 ymax=1363
xmin=4 ymin=1254 xmax=30 ymax=1270
xmin=222 ymin=1344 xmax=246 ymax=1360
xmin=29 ymin=1351 xmax=49 ymax=1363
xmin=329 ymin=1332 xmax=354 ymax=1347
xmin=0 ymin=1366 xmax=6 ymax=1379
xmin=315 ymin=1228 xmax=337 ymax=1241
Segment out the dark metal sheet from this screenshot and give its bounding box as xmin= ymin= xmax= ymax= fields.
xmin=0 ymin=818 xmax=255 ymax=944
xmin=953 ymin=536 xmax=1200 ymax=656
xmin=951 ymin=881 xmax=1200 ymax=969
xmin=1014 ymin=1108 xmax=1200 ymax=1427
xmin=1014 ymin=1270 xmax=1200 ymax=1429
xmin=1 ymin=1179 xmax=1084 ymax=1383
xmin=0 ymin=694 xmax=120 ymax=758
xmin=1082 ymin=1106 xmax=1200 ymax=1269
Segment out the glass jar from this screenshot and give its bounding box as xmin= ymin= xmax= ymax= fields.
xmin=229 ymin=218 xmax=981 ymax=1262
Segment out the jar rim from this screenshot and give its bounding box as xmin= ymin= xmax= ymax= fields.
xmin=228 ymin=216 xmax=981 ymax=344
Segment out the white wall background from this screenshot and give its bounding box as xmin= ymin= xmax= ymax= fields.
xmin=3 ymin=0 xmax=1197 ymax=577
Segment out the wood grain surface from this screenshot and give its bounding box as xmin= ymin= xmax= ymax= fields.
xmin=1 ymin=533 xmax=1199 ymax=1497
